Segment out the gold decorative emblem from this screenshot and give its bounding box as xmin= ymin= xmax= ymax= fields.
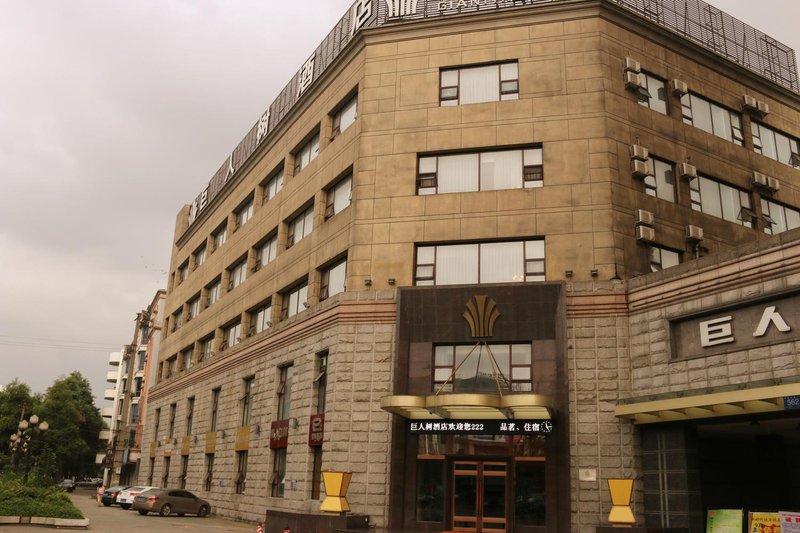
xmin=463 ymin=295 xmax=501 ymax=338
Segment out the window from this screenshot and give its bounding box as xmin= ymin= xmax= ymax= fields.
xmin=325 ymin=174 xmax=352 ymax=219
xmin=154 ymin=408 xmax=161 ymax=438
xmin=320 ymin=258 xmax=347 ymax=301
xmin=133 ymin=377 xmax=142 ymax=397
xmin=262 ymin=167 xmax=284 ymax=205
xmin=314 ymin=352 xmax=328 ymax=414
xmin=181 ymin=346 xmax=194 ymax=371
xmin=761 ymin=199 xmax=800 ymax=235
xmin=168 ymin=403 xmax=176 ymax=438
xmin=287 ymin=206 xmax=314 ymax=248
xmin=166 ymin=357 xmax=176 ymax=379
xmin=235 ymin=451 xmax=248 ymax=495
xmin=241 ymin=377 xmax=255 ymax=426
xmin=434 ymin=344 xmax=533 ymax=392
xmin=271 ymin=448 xmax=287 ymax=497
xmin=235 ymin=198 xmax=254 ymax=229
xmin=137 ymin=351 xmax=146 ymax=371
xmin=222 ymin=321 xmax=242 ymax=351
xmin=194 ymin=244 xmax=207 ymax=269
xmin=148 ymin=458 xmax=155 ymax=486
xmin=440 ymin=61 xmax=518 ymax=106
xmin=681 ymin=93 xmax=744 ymax=145
xmin=311 ymin=448 xmax=323 ymax=500
xmin=417 ymin=147 xmax=542 ymax=194
xmin=250 ymin=302 xmax=272 ymax=335
xmin=210 ymin=388 xmax=221 ymax=432
xmin=689 ymin=175 xmax=753 ymax=227
xmin=162 ymin=456 xmax=171 ymax=487
xmin=636 ymin=72 xmax=667 ymax=115
xmin=648 ymin=245 xmax=680 ymax=272
xmin=331 ymin=94 xmax=357 ymax=139
xmin=186 ymin=397 xmax=195 ymax=436
xmin=207 ymin=279 xmax=222 ymax=307
xmin=178 ymin=261 xmax=189 ymax=284
xmin=293 ymin=131 xmax=320 ymax=174
xmin=752 ymin=122 xmax=800 ymax=169
xmin=172 ymin=309 xmax=183 ymax=331
xmin=213 ymin=224 xmax=227 ymax=250
xmin=415 ymin=240 xmax=545 ymax=286
xmin=200 ymin=336 xmax=214 ymax=362
xmin=645 ymin=157 xmax=676 ymax=202
xmin=277 ymin=365 xmax=294 ymax=420
xmin=281 ymin=282 xmax=308 ymax=319
xmin=204 ymin=454 xmax=214 ymax=491
xmin=130 ymin=403 xmax=140 ymax=424
xmin=180 ymin=456 xmax=189 ymax=490
xmin=188 ymin=296 xmax=200 ymax=321
xmin=255 ymin=234 xmax=278 ymax=270
xmin=228 ymin=259 xmax=247 ymax=290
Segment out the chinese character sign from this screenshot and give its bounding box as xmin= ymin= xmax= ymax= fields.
xmin=386 ymin=0 xmax=420 ymax=17
xmin=699 ymin=316 xmax=734 ymax=347
xmin=256 ymin=110 xmax=270 ymax=145
xmin=297 ymin=54 xmax=316 ymax=97
xmin=781 ymin=511 xmax=800 ymax=533
xmin=351 ymin=0 xmax=372 ymax=35
xmin=748 ymin=512 xmax=781 ymax=533
xmin=408 ymin=419 xmax=553 ymax=435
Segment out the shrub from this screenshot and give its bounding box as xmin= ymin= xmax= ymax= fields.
xmin=0 ymin=477 xmax=83 ymax=519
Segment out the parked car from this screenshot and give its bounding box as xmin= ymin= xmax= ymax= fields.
xmin=117 ymin=485 xmax=158 ymax=510
xmin=101 ymin=485 xmax=130 ymax=506
xmin=133 ymin=488 xmax=211 ymax=517
xmin=57 ymin=479 xmax=75 ymax=492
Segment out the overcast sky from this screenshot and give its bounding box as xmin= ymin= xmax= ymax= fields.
xmin=0 ymin=0 xmax=798 ymax=406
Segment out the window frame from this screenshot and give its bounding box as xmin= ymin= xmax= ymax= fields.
xmin=647 ymin=245 xmax=681 ymax=272
xmin=689 ymin=174 xmax=754 ymax=228
xmin=261 ymin=166 xmax=285 ymax=205
xmin=293 ymin=130 xmax=321 ymax=175
xmin=193 ymin=244 xmax=207 ymax=269
xmin=636 ymin=71 xmax=668 ymax=115
xmin=241 ymin=376 xmax=255 ymax=427
xmin=254 ymin=232 xmax=278 ymax=271
xmin=751 ymin=121 xmax=800 ymax=169
xmin=645 ymin=156 xmax=677 ymax=202
xmin=761 ymin=198 xmax=800 ymax=235
xmin=234 ymin=197 xmax=254 ymax=229
xmin=331 ymin=93 xmax=358 ymax=140
xmin=235 ymin=450 xmax=248 ymax=495
xmin=319 ymin=257 xmax=347 ymax=301
xmin=228 ymin=258 xmax=247 ymax=290
xmin=325 ymin=174 xmax=353 ymax=220
xmin=681 ymin=93 xmax=744 ymax=145
xmin=280 ymin=281 xmax=309 ymax=319
xmin=439 ymin=61 xmax=519 ymax=106
xmin=206 ymin=278 xmax=222 ymax=307
xmin=433 ymin=343 xmax=533 ymax=393
xmin=250 ymin=301 xmax=273 ymax=336
xmin=212 ymin=223 xmax=228 ymax=251
xmin=204 ymin=453 xmax=214 ymax=491
xmin=186 ymin=396 xmax=195 ymax=436
xmin=277 ymin=364 xmax=294 ymax=420
xmin=210 ymin=388 xmax=221 ymax=432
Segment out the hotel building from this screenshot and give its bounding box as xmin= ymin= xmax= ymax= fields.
xmin=142 ymin=1 xmax=800 ymax=531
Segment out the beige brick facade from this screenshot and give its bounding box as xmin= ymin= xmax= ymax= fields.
xmin=143 ymin=1 xmax=800 ymax=530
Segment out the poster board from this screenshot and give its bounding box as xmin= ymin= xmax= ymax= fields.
xmin=781 ymin=511 xmax=800 ymax=533
xmin=749 ymin=512 xmax=781 ymax=532
xmin=707 ymin=509 xmax=744 ymax=532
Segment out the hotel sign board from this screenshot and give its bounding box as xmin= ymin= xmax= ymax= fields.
xmin=270 ymin=420 xmax=290 ymax=449
xmin=308 ymin=414 xmax=325 ymax=447
xmin=183 ymin=0 xmax=798 ymax=233
xmin=670 ymin=292 xmax=799 ymax=360
xmin=409 ymin=420 xmax=553 ymax=435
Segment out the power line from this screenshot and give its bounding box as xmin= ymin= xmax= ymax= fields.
xmin=0 ymin=334 xmax=121 ymax=349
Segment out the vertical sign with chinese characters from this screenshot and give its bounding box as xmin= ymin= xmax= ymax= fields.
xmin=308 ymin=414 xmax=325 ymax=446
xmin=270 ymin=420 xmax=290 ymax=449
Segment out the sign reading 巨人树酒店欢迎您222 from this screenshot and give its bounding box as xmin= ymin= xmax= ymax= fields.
xmin=410 ymin=420 xmax=553 ymax=435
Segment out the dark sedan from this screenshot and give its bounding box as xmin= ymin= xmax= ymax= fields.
xmin=133 ymin=489 xmax=211 ymax=517
xmin=101 ymin=485 xmax=130 ymax=506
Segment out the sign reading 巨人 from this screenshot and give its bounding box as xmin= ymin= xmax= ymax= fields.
xmin=409 ymin=419 xmax=553 ymax=435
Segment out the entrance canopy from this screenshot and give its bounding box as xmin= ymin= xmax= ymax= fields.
xmin=615 ymin=382 xmax=800 ymax=424
xmin=380 ymin=393 xmax=554 ymax=420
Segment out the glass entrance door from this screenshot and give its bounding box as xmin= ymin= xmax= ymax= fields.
xmin=452 ymin=461 xmax=508 ymax=532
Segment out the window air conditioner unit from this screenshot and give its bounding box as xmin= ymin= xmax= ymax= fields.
xmin=251 ymin=260 xmax=262 ymax=273
xmin=671 ymin=79 xmax=688 ymax=96
xmin=743 ymin=94 xmax=758 ymax=111
xmin=625 ymin=71 xmax=644 ymax=91
xmin=636 ymin=225 xmax=655 ymax=242
xmin=757 ymin=100 xmax=770 ymax=116
xmin=767 ymin=176 xmax=780 ymax=192
xmin=686 ymin=225 xmax=704 ymax=241
xmin=624 ymin=57 xmax=641 ymax=73
xmin=635 ymin=209 xmax=654 ymax=226
xmin=678 ymin=162 xmax=697 ymax=181
xmin=752 ymin=171 xmax=769 ymax=189
xmin=631 ymin=159 xmax=652 ymax=178
xmin=630 ymin=144 xmax=649 ymax=162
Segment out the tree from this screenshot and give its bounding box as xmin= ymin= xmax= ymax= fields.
xmin=38 ymin=372 xmax=103 ymax=479
xmin=0 ymin=380 xmax=39 ymax=459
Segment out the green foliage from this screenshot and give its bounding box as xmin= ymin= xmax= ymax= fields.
xmin=0 ymin=475 xmax=83 ymax=519
xmin=0 ymin=372 xmax=103 ymax=481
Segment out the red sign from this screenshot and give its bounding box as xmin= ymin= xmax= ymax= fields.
xmin=308 ymin=414 xmax=324 ymax=447
xmin=270 ymin=420 xmax=289 ymax=449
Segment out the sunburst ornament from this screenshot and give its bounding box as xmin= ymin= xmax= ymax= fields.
xmin=463 ymin=295 xmax=501 ymax=338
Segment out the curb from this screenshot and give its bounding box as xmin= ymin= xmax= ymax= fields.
xmin=0 ymin=516 xmax=89 ymax=529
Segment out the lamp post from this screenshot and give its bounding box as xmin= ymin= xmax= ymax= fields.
xmin=9 ymin=412 xmax=50 ymax=483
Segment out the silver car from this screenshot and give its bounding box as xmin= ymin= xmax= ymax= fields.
xmin=116 ymin=485 xmax=158 ymax=510
xmin=133 ymin=488 xmax=211 ymax=517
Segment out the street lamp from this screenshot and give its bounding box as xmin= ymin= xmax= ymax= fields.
xmin=9 ymin=413 xmax=50 ymax=482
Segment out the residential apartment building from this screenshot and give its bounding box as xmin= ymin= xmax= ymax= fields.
xmin=143 ymin=1 xmax=800 ymax=532
xmin=101 ymin=291 xmax=165 ymax=486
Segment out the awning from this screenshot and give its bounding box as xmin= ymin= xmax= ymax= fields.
xmin=380 ymin=393 xmax=554 ymax=420
xmin=615 ymin=382 xmax=800 ymax=424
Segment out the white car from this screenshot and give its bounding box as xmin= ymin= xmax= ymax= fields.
xmin=117 ymin=486 xmax=158 ymax=510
